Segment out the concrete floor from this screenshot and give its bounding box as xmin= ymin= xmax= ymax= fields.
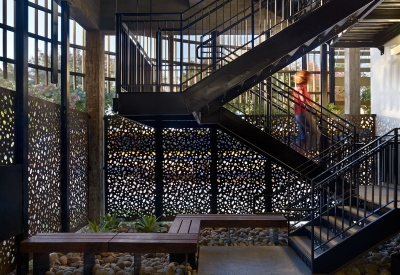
xmin=197 ymin=246 xmax=312 ymax=275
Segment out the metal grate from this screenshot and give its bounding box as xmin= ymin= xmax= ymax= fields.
xmin=0 ymin=88 xmax=15 ymax=165
xmin=216 ymin=130 xmax=267 ymax=214
xmin=28 ymin=97 xmax=62 ymax=235
xmin=105 ymin=116 xmax=156 ymax=219
xmin=163 ymin=128 xmax=211 ymax=218
xmin=0 ymin=87 xmax=16 ymax=275
xmin=69 ymin=109 xmax=89 ymax=231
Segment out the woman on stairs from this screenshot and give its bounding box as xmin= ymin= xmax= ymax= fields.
xmin=293 ymin=70 xmax=320 ymax=153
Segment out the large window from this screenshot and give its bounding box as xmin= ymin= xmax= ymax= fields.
xmin=0 ymin=0 xmax=87 ymax=111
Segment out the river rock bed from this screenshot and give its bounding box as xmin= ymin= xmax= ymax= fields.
xmin=24 ymin=229 xmax=400 ymax=275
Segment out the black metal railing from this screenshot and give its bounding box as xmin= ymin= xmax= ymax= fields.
xmin=287 ymin=128 xmax=399 ymax=266
xmin=116 ymin=0 xmax=330 ymax=94
xmin=225 ymin=76 xmax=356 ymax=159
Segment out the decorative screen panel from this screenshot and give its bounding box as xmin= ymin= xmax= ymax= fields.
xmin=28 ymin=97 xmax=61 ymax=236
xmin=69 ymin=109 xmax=89 ymax=231
xmin=216 ymin=130 xmax=266 ymax=214
xmin=0 ymin=88 xmax=15 ymax=165
xmin=163 ymin=128 xmax=211 ymax=218
xmin=376 ymin=116 xmax=400 ymax=136
xmin=0 ymin=88 xmax=16 ymax=275
xmin=105 ymin=116 xmax=156 ymax=219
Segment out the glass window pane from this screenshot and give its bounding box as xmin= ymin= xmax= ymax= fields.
xmin=28 ymin=37 xmax=35 ymax=64
xmin=58 ymin=16 xmax=61 ymax=41
xmin=28 ymin=67 xmax=36 ymax=84
xmin=6 ymin=0 xmax=14 ymax=27
xmin=104 ymin=36 xmax=109 ymax=51
xmin=38 ymin=0 xmax=45 ymax=7
xmin=69 ymin=47 xmax=74 ymax=71
xmin=47 ymin=13 xmax=51 ymax=38
xmin=69 ymin=20 xmax=74 ymax=43
xmin=7 ymin=31 xmax=13 ymax=59
xmin=38 ymin=40 xmax=45 ymax=66
xmin=75 ymin=49 xmax=83 ymax=73
xmin=0 ymin=1 xmax=3 ymax=24
xmin=75 ymin=23 xmax=83 ymax=46
xmin=38 ymin=10 xmax=45 ymax=37
xmin=109 ymin=36 xmax=115 ymax=53
xmin=47 ymin=43 xmax=52 ymax=67
xmin=28 ymin=7 xmax=35 ymax=34
xmin=38 ymin=69 xmax=46 ymax=84
xmin=76 ymin=76 xmax=82 ymax=87
xmin=48 ymin=0 xmax=52 ymax=9
xmin=109 ymin=55 xmax=115 ymax=78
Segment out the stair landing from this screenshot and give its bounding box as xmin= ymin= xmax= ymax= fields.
xmin=197 ymin=246 xmax=317 ymax=275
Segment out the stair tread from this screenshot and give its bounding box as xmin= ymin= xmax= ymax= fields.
xmin=289 ymin=235 xmax=323 ymax=259
xmin=338 ymin=205 xmax=381 ymax=222
xmin=306 ymin=226 xmax=344 ymax=247
xmin=322 ymin=215 xmax=362 ymax=235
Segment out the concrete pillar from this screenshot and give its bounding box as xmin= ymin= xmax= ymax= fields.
xmin=344 ymin=48 xmax=360 ymax=114
xmin=85 ymin=30 xmax=105 ymax=222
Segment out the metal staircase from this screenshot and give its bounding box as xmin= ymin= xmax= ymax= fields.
xmin=112 ymin=0 xmax=400 ymax=274
xmin=287 ymin=129 xmax=400 ymax=273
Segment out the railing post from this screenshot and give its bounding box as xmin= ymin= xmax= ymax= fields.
xmin=156 ymin=30 xmax=162 ymax=92
xmin=395 ymin=129 xmax=398 ymax=208
xmin=251 ymin=0 xmax=255 ymax=48
xmin=60 ymin=0 xmax=71 ymax=232
xmin=180 ymin=14 xmax=183 ymax=92
xmin=311 ymin=179 xmax=315 ymax=271
xmin=211 ymin=31 xmax=217 ymax=73
xmin=116 ymin=14 xmax=121 ymax=95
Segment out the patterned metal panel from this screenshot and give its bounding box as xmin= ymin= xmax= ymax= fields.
xmin=216 ymin=130 xmax=267 ymax=214
xmin=28 ymin=97 xmax=62 ymax=235
xmin=0 ymin=88 xmax=15 ymax=165
xmin=105 ymin=116 xmax=156 ymax=219
xmin=338 ymin=114 xmax=376 ymax=143
xmin=69 ymin=109 xmax=89 ymax=231
xmin=0 ymin=87 xmax=16 ymax=275
xmin=0 ymin=237 xmax=16 ymax=275
xmin=163 ymin=128 xmax=211 ymax=218
xmin=376 ymin=116 xmax=400 ymax=136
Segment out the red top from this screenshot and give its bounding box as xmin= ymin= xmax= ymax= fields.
xmin=294 ymin=84 xmax=312 ymax=114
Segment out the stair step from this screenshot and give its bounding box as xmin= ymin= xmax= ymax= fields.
xmin=306 ymin=225 xmax=344 ymax=248
xmin=289 ymin=235 xmax=323 ymax=260
xmin=322 ymin=215 xmax=362 ymax=236
xmin=338 ymin=205 xmax=381 ymax=224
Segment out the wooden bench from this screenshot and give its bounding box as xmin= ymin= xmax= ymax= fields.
xmin=168 ymin=213 xmax=287 ymax=266
xmin=21 ymin=232 xmax=198 ymax=275
xmin=169 ymin=213 xmax=287 ymax=234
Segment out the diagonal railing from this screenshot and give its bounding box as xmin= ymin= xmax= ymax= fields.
xmin=116 ymin=0 xmax=332 ymax=94
xmin=286 ymin=128 xmax=399 ymax=267
xmin=223 ymin=76 xmax=358 ymax=215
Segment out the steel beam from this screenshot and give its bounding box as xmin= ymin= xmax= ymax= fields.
xmin=15 ymin=0 xmax=29 ymax=274
xmin=61 ymin=1 xmax=70 ymax=232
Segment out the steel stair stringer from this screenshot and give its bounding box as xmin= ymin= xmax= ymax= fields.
xmin=181 ymin=0 xmax=375 ymax=113
xmin=201 ymin=108 xmax=326 ymax=177
xmin=311 ymin=208 xmax=400 ymax=274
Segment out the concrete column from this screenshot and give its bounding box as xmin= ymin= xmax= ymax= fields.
xmin=85 ymin=30 xmax=105 ymax=222
xmin=344 ymin=48 xmax=360 ymax=114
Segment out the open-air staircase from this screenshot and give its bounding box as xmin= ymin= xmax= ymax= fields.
xmin=112 ymin=0 xmax=400 ymax=274
xmin=286 ymin=129 xmax=400 ymax=274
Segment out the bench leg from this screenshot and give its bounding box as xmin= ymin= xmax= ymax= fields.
xmin=133 ymin=253 xmax=141 ymax=275
xmin=33 ymin=253 xmax=49 ymax=275
xmin=84 ymin=253 xmax=95 ymax=275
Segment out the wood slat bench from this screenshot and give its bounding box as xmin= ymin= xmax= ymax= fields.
xmin=21 ymin=232 xmax=198 ymax=275
xmin=169 ymin=213 xmax=287 ymax=234
xmin=168 ymin=213 xmax=287 ymax=266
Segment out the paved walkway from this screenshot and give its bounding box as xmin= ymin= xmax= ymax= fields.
xmin=197 ymin=246 xmax=313 ymax=275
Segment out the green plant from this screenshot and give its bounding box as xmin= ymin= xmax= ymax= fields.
xmin=327 ymin=103 xmax=343 ymax=115
xmin=134 ymin=215 xmax=163 ymax=233
xmin=88 ymin=213 xmax=123 ymax=233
